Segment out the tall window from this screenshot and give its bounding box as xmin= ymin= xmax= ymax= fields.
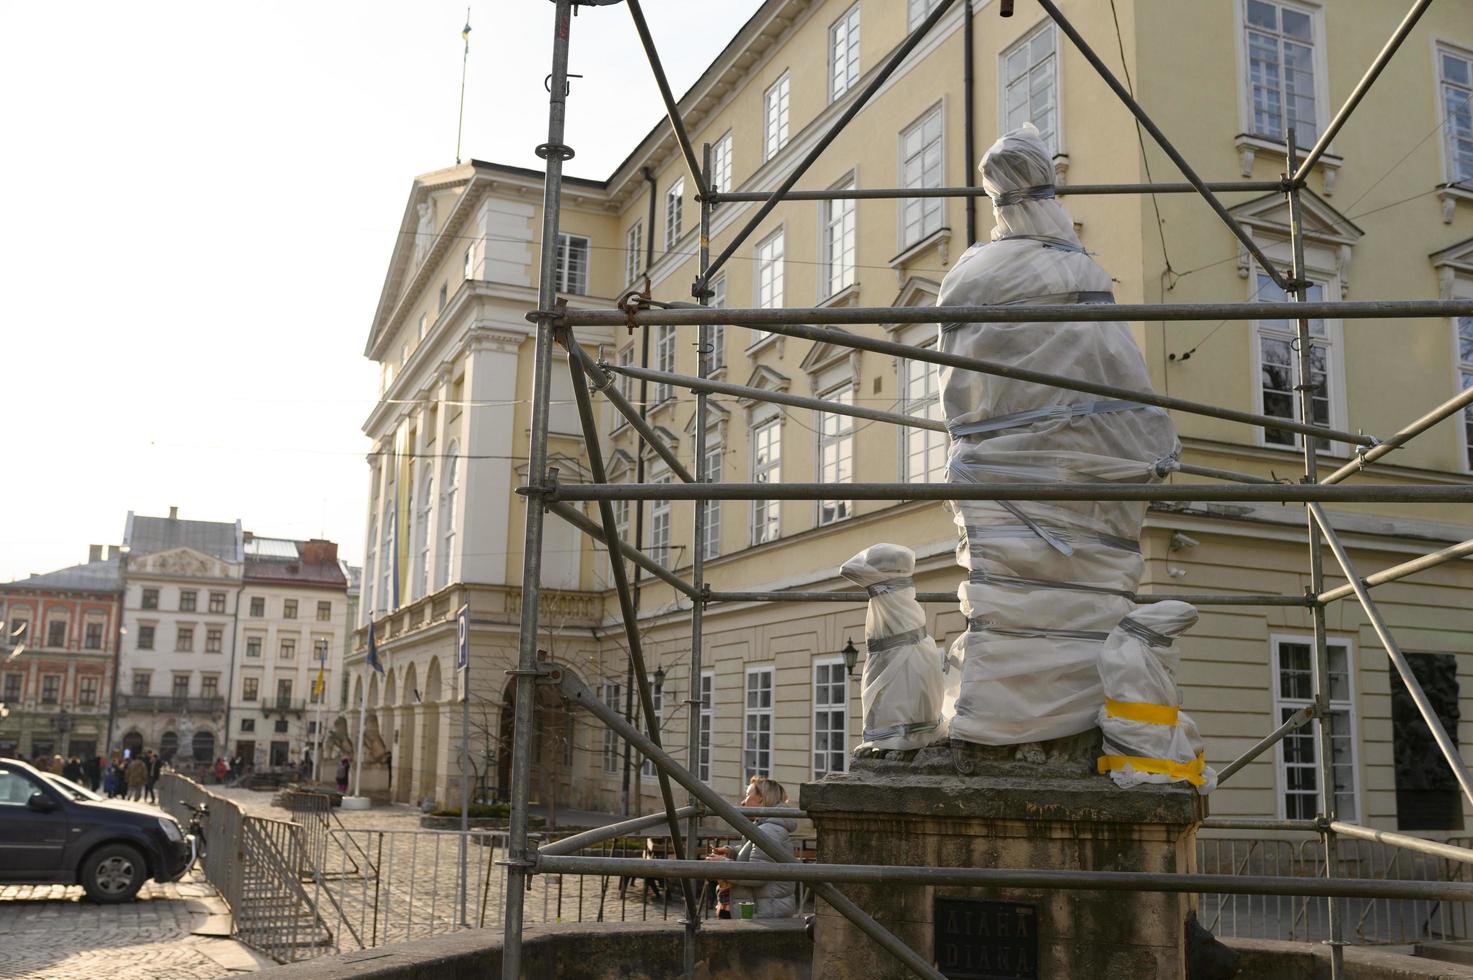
xmin=2 ymin=673 xmax=21 ymax=701
xmin=314 ymin=638 xmax=329 ymax=662
xmin=438 ymin=442 xmax=459 ymax=589
xmin=176 ymin=626 xmax=193 ymax=652
xmin=79 ymin=675 xmax=99 ymax=706
xmin=179 ymin=591 xmax=197 ymax=612
xmin=201 ymin=675 xmax=219 ymax=699
xmin=818 ymin=384 xmax=854 ymax=525
xmin=907 ymin=0 xmax=942 ymax=30
xmin=246 ymin=637 xmax=262 ymax=658
xmin=205 ymin=628 xmax=222 ymax=653
xmin=84 ymin=622 xmax=103 ymax=649
xmin=900 ymin=106 xmax=944 ymax=247
xmin=828 ymin=4 xmax=860 ymax=103
xmin=754 ymin=230 xmax=784 ymax=345
xmin=137 ymin=625 xmax=154 ymax=650
xmin=764 ymin=72 xmax=790 ymax=162
xmin=813 ymin=659 xmax=848 ymax=778
xmin=708 ymin=275 xmax=727 ymax=372
xmin=601 ymin=682 xmax=622 ymax=773
xmin=751 ymin=418 xmax=782 ymax=545
xmin=242 ymin=676 xmax=258 ymax=702
xmin=276 ymin=678 xmax=293 ymax=706
xmin=665 ymin=177 xmax=684 ymax=250
xmin=625 ymin=222 xmax=643 ymax=285
xmin=1275 ymin=637 xmax=1356 ymax=820
xmin=649 ymin=468 xmax=673 ymax=567
xmin=363 ymin=517 xmax=376 ymax=617
xmin=616 ymin=345 xmax=636 ymax=401
xmin=209 ymin=592 xmax=226 ymax=613
xmin=1458 ymin=317 xmax=1473 ymax=470
xmin=47 ymin=620 xmax=66 ymax=648
xmin=1256 ymin=273 xmax=1333 ymax=450
xmin=133 ymin=672 xmax=151 ymax=696
xmin=141 ymin=588 xmax=159 ymax=610
xmin=701 ymin=434 xmax=723 ymax=560
xmin=1001 ymin=23 xmax=1059 ymax=155
xmin=280 ymin=638 xmax=296 ymax=660
xmin=655 ymin=324 xmax=677 ymax=403
xmin=555 ymin=233 xmax=590 ymax=295
xmin=171 ymin=674 xmax=189 ymax=699
xmin=1440 ymin=46 xmax=1473 ymax=185
xmin=641 ymin=672 xmax=664 ymax=777
xmin=1244 ymin=0 xmax=1319 ymax=143
xmin=463 ymin=244 xmax=476 ymax=280
xmin=711 ymin=132 xmax=733 ymax=200
xmin=902 ymin=342 xmax=946 ymax=481
xmin=823 ymin=179 xmax=857 ymax=298
xmin=415 ymin=463 xmax=434 ymax=598
xmin=284 ymin=599 xmax=298 ymax=619
xmin=41 ymin=674 xmax=60 ymax=705
xmin=698 ymin=671 xmax=714 ymax=783
xmin=317 ymin=601 xmax=331 ymax=621
xmin=743 ymin=667 xmax=773 ymax=782
xmin=380 ymin=473 xmax=395 ymax=611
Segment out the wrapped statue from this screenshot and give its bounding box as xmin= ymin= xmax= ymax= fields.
xmin=1096 ymin=600 xmax=1216 ymax=793
xmin=936 ymin=124 xmax=1186 ymax=753
xmin=840 ymin=544 xmax=955 ymax=754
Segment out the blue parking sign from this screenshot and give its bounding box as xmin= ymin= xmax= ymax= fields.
xmin=456 ymin=604 xmax=470 ymax=670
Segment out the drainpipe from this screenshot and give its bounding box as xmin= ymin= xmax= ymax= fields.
xmin=963 ymin=0 xmax=977 ymax=246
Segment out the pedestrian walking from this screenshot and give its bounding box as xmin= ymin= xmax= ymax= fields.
xmin=125 ymin=755 xmax=147 ymax=801
xmin=62 ymin=756 xmax=84 ymax=784
xmin=144 ymin=751 xmax=162 ymax=803
xmin=85 ymin=754 xmax=101 ymax=791
xmin=335 ymin=756 xmax=350 ymax=794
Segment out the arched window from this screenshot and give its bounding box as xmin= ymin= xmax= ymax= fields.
xmin=415 ymin=463 xmax=434 ymax=599
xmin=159 ymin=731 xmax=179 ymax=760
xmin=192 ymin=730 xmax=215 ymax=764
xmin=438 ymin=441 xmax=460 ymax=589
xmin=364 ymin=515 xmax=377 ymax=619
xmin=381 ymin=468 xmax=396 ymax=611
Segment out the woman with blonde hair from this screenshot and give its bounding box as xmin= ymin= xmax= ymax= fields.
xmin=704 ymin=775 xmax=798 ymax=918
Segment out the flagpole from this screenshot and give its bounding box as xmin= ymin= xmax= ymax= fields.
xmin=353 ymin=663 xmax=367 ymax=797
xmin=455 ymin=9 xmax=472 ymax=164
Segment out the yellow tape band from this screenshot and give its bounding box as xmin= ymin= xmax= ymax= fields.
xmin=1097 ymin=752 xmax=1206 ymax=787
xmin=1104 ymin=699 xmax=1179 ymax=726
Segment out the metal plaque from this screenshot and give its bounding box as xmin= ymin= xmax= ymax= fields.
xmin=933 ymin=898 xmax=1039 ymax=979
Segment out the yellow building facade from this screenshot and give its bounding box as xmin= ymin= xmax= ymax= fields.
xmin=353 ymin=0 xmax=1473 ymax=831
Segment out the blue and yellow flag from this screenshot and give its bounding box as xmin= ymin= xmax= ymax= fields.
xmin=366 ymin=621 xmax=384 ymax=675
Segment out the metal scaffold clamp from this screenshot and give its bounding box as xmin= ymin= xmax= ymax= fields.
xmin=616 ymin=276 xmax=653 ymax=335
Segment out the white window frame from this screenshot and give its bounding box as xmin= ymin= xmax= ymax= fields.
xmin=743 ymin=666 xmax=774 ymax=783
xmin=615 ymin=344 xmax=636 ymax=402
xmin=641 ymin=672 xmax=664 ymax=777
xmin=555 ymin=233 xmax=590 ymax=295
xmin=752 ymin=228 xmax=785 ymax=347
xmin=1236 ymin=0 xmax=1329 ymax=146
xmin=907 ymin=0 xmax=942 ymax=31
xmin=899 ymin=330 xmax=947 ymax=482
xmin=817 ymin=383 xmax=854 ymax=526
xmin=821 ymin=175 xmax=857 ymax=299
xmin=665 ymin=177 xmax=684 ymax=251
xmin=1271 ymin=633 xmax=1360 ymax=822
xmin=655 ymin=324 xmax=677 ymax=403
xmin=701 ymin=432 xmax=723 ymax=560
xmin=698 ymin=670 xmax=715 ymax=783
xmin=463 ymin=244 xmax=476 ymax=280
xmin=999 ymin=21 xmax=1061 ymax=157
xmin=764 ymin=72 xmax=790 ymax=162
xmin=828 ymin=3 xmax=861 ymax=103
xmin=812 ymin=657 xmax=849 ymax=779
xmin=1455 ymin=313 xmax=1473 ymax=472
xmin=601 ymin=681 xmax=622 ymax=774
xmin=750 ymin=417 xmax=782 ymax=545
xmin=649 ymin=466 xmax=672 ymax=567
xmin=711 ymin=132 xmax=733 ymax=200
xmin=437 ymin=441 xmax=459 ymax=590
xmin=625 ymin=221 xmax=643 ymax=285
xmin=1250 ymin=268 xmax=1345 ymax=453
xmin=1437 ymin=42 xmax=1473 ymax=185
xmin=708 ymin=274 xmax=727 ymax=373
xmin=899 ymin=103 xmax=945 ymax=249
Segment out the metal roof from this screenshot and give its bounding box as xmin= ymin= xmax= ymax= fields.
xmin=4 ymin=557 xmax=121 ymax=593
xmin=243 ymin=537 xmax=300 ymax=559
xmin=125 ymin=513 xmax=242 ymax=562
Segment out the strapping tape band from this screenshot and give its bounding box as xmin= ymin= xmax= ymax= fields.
xmin=866 ymin=627 xmax=929 ymax=654
xmin=1116 ymin=617 xmax=1175 ymax=648
xmin=966 ymin=618 xmax=1110 ymax=642
xmin=966 ymin=570 xmax=1133 ymax=598
xmin=864 ymin=576 xmax=914 ymax=597
xmin=948 ymin=398 xmax=1151 ymax=440
xmin=937 ymin=287 xmax=1112 ymax=331
xmin=864 ymin=720 xmax=939 ymax=742
xmin=990 ymin=184 xmax=1057 ymax=206
xmin=1097 ymin=751 xmax=1206 ymax=788
xmin=964 ymin=523 xmax=1142 ymax=555
xmin=1104 ymin=699 xmax=1179 ymax=727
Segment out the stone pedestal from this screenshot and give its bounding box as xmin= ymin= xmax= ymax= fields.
xmin=801 ymin=751 xmax=1204 ymax=979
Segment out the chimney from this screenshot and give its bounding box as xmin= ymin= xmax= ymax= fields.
xmin=302 ymin=539 xmax=339 ymax=565
xmin=168 ymin=506 xmax=179 ymax=520
xmin=106 ymin=545 xmax=116 ymax=560
xmin=89 ymin=544 xmax=103 ymax=562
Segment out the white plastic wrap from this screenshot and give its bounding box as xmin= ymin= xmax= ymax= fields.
xmin=840 ymin=544 xmax=953 ymax=753
xmin=937 ymin=125 xmax=1182 ymax=746
xmin=1096 ymin=601 xmax=1216 ymax=794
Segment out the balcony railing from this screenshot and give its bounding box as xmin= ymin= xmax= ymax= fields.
xmin=119 ymin=694 xmax=225 ymax=714
xmin=259 ymin=697 xmax=308 ymax=716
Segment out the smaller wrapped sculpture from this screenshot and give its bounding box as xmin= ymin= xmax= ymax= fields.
xmin=841 ymin=544 xmax=956 ymax=755
xmin=1096 ymin=600 xmax=1216 ymax=793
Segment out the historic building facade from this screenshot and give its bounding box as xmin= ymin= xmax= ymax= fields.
xmin=352 ymin=0 xmax=1473 ymax=829
xmin=0 ymin=547 xmax=122 ymax=762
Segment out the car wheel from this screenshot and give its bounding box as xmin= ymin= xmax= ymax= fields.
xmin=81 ymin=843 xmax=146 ymax=903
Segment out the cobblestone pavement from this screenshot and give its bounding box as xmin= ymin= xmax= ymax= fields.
xmin=0 ymin=870 xmax=272 ymax=979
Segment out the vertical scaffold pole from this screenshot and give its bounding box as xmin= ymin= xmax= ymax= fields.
xmin=682 ymin=142 xmax=714 ymax=980
xmin=503 ymin=2 xmax=573 ymax=975
xmin=1285 ymin=130 xmax=1345 ymax=980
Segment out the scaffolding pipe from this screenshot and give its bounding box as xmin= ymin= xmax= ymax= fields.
xmin=1320 ymin=385 xmax=1473 ymax=485
xmin=623 ymin=0 xmax=709 ymax=202
xmin=501 ymin=3 xmax=572 ymax=974
xmin=703 ymin=589 xmax=1311 ymax=607
xmin=534 ymin=854 xmax=1473 ymax=903
xmin=546 ymin=499 xmax=699 ymax=600
xmin=1167 ymin=461 xmax=1287 ymax=485
xmin=538 ymin=806 xmax=700 ymax=858
xmin=1034 ymin=0 xmax=1291 ymax=291
xmin=1318 ymin=537 xmax=1473 ymax=604
xmin=1292 ymin=0 xmax=1435 ymax=181
xmin=697 ymin=0 xmax=960 ymax=293
xmin=549 ymin=662 xmax=947 ymax=980
xmin=1310 ymin=503 xmax=1473 ymax=812
xmin=562 ymin=334 xmax=699 ymax=924
xmin=542 ymin=481 xmax=1473 ymax=504
xmin=1201 ymin=817 xmax=1320 ymax=832
xmin=573 ymin=343 xmax=694 ymax=483
xmin=707 ymin=180 xmax=1288 ymax=202
xmin=1329 ymin=821 xmax=1473 ymax=865
xmin=1215 ymin=705 xmax=1315 ymax=786
xmin=605 ymin=360 xmax=948 ymax=432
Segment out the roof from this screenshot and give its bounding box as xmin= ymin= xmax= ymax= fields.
xmin=3 ymin=557 xmax=122 ymax=593
xmin=125 ymin=512 xmax=242 ymax=562
xmin=244 ymin=558 xmax=348 ymax=589
xmin=243 ymin=536 xmax=300 ymax=559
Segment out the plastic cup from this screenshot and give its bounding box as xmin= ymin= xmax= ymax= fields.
xmin=739 ymin=901 xmax=755 ymax=919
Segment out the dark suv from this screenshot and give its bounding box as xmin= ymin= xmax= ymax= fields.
xmin=0 ymin=757 xmax=192 ymax=902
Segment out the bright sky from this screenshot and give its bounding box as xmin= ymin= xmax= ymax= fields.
xmin=0 ymin=0 xmax=763 ymax=582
